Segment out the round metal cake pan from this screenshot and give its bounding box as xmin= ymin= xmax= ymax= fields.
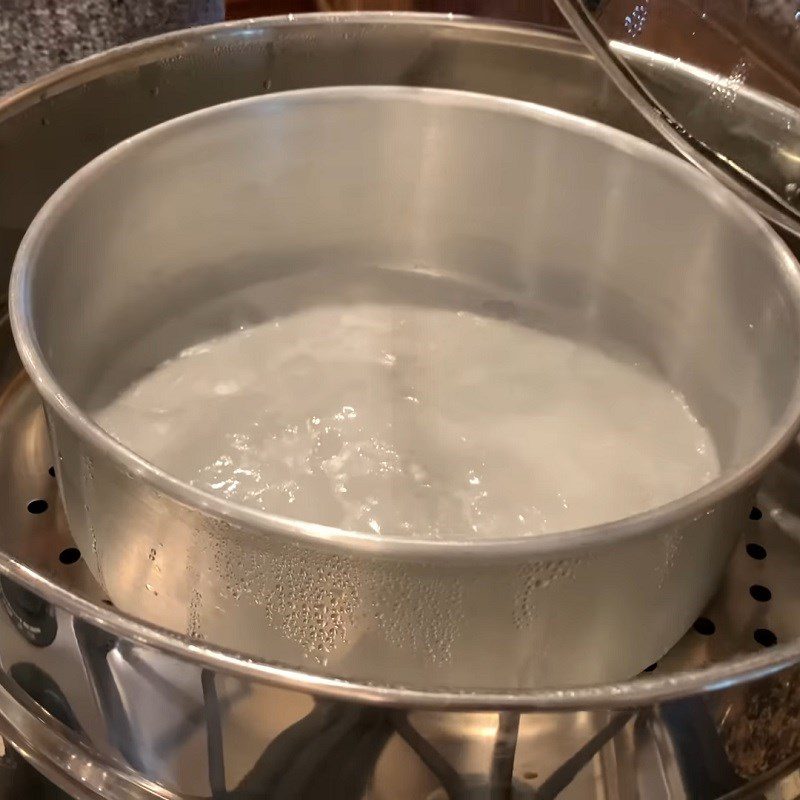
xmin=10 ymin=76 xmax=800 ymax=691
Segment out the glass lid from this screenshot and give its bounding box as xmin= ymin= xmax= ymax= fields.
xmin=553 ymin=0 xmax=800 ymax=236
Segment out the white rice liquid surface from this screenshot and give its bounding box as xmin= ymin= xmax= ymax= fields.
xmin=95 ymin=302 xmax=720 ymax=539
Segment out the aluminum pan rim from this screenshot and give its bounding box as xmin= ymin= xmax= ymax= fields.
xmin=2 ymin=14 xmax=800 ymax=708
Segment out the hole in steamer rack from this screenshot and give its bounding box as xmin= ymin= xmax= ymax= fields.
xmin=58 ymin=548 xmax=81 ymax=565
xmin=27 ymin=499 xmax=48 ymax=514
xmin=746 ymin=542 xmax=767 ymax=560
xmin=754 ymin=628 xmax=778 ymax=647
xmin=693 ymin=617 xmax=716 ymax=636
xmin=749 ymin=584 xmax=772 ymax=602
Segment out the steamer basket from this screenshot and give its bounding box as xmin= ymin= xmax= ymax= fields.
xmin=4 ymin=14 xmax=800 ymax=800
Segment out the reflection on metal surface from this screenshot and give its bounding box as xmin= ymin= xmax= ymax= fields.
xmin=555 ymin=0 xmax=800 ymax=236
xmin=0 ymin=576 xmax=57 ymax=648
xmin=6 ymin=665 xmax=80 ymax=736
xmin=622 ymin=2 xmax=648 ymax=39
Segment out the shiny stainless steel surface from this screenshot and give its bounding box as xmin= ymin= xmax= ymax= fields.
xmin=13 ymin=82 xmax=800 ymax=691
xmin=2 ymin=14 xmax=800 ymax=799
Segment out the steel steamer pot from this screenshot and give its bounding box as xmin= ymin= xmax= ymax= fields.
xmin=4 ymin=15 xmax=800 ymax=800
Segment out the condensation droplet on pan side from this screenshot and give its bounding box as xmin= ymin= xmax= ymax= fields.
xmin=364 ymin=563 xmax=463 ymax=665
xmin=657 ymin=528 xmax=684 ymax=589
xmin=513 ymin=558 xmax=580 ymax=629
xmin=80 ymin=453 xmax=106 ymax=591
xmin=205 ymin=521 xmax=360 ymax=662
xmin=187 ymin=587 xmax=204 ymax=640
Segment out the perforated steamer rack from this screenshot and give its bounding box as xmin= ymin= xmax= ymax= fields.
xmin=4 ymin=14 xmax=800 ymax=800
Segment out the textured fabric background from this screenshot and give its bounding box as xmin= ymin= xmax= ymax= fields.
xmin=0 ymin=0 xmax=224 ymax=95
